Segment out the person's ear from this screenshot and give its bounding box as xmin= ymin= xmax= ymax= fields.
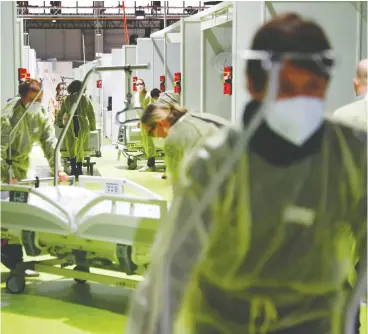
xmin=353 ymin=77 xmax=359 ymax=96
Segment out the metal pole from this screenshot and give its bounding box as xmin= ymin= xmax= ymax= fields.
xmin=82 ymin=31 xmax=86 ymax=64
xmin=7 ymin=87 xmax=43 ymax=183
xmin=164 ymin=33 xmax=167 ymax=87
xmin=53 ymin=64 xmax=148 ymax=185
xmin=164 ymin=1 xmax=167 ymax=28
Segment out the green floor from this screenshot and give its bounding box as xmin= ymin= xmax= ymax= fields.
xmin=1 ymin=142 xmax=172 ymax=334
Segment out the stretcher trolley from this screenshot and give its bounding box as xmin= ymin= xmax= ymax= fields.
xmin=115 ymin=108 xmax=165 ymax=170
xmin=54 ymin=126 xmax=102 ymax=175
xmin=1 ymin=175 xmax=167 ymax=294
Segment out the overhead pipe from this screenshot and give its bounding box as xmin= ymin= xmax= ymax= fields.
xmin=53 ymin=64 xmax=149 ymax=185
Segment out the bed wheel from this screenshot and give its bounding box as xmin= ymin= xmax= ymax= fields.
xmin=73 ymin=265 xmax=89 ymax=284
xmin=6 ymin=274 xmax=26 ymax=294
xmin=127 ymin=157 xmax=138 ymax=170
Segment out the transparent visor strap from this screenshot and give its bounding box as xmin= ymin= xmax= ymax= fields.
xmin=160 ymin=59 xmax=282 ymax=334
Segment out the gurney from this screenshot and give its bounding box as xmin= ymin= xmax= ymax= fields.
xmin=115 ymin=113 xmax=165 ymax=170
xmin=54 ymin=126 xmax=102 ymax=175
xmin=1 ymin=175 xmax=167 ymax=294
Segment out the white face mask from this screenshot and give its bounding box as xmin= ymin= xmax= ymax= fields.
xmin=27 ymin=102 xmax=42 ymax=113
xmin=153 ymin=137 xmax=166 ymax=149
xmin=264 ymin=96 xmax=324 ymax=146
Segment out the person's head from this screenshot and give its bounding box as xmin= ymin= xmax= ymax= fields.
xmin=141 ymin=103 xmax=188 ymax=138
xmin=18 ymin=79 xmax=43 ymax=104
xmin=150 ymin=88 xmax=161 ymax=101
xmin=353 ymin=59 xmax=368 ymax=96
xmin=67 ymin=80 xmax=83 ymax=94
xmin=136 ymin=78 xmax=146 ymax=94
xmin=246 ymin=13 xmax=332 ymax=103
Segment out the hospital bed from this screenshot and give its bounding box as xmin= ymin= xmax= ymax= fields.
xmin=1 ymin=175 xmax=167 ymax=294
xmin=54 ymin=126 xmax=102 ymax=175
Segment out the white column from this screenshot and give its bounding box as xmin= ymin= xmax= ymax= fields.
xmin=1 ymin=1 xmax=18 ymax=106
xmin=95 ymin=30 xmax=104 ymax=58
xmin=231 ymin=1 xmax=265 ymax=125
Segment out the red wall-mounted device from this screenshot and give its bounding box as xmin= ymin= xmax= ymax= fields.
xmin=18 ymin=68 xmax=27 ymax=82
xmin=223 ymin=65 xmax=232 ymax=95
xmin=133 ymin=76 xmax=138 ymax=92
xmin=97 ymin=79 xmax=102 ymax=88
xmin=160 ymin=75 xmax=165 ymax=92
xmin=173 ymin=72 xmax=181 ymax=94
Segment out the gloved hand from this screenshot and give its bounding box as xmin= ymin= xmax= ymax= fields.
xmin=137 ymin=123 xmax=141 ymax=129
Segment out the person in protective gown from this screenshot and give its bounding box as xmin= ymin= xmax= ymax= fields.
xmin=1 ymin=79 xmax=68 ymax=275
xmin=135 ymin=79 xmax=156 ymax=172
xmin=48 ymin=82 xmax=67 ymax=122
xmin=127 ymin=13 xmax=367 ymax=334
xmin=56 ymin=80 xmax=96 ymax=178
xmin=333 ymin=59 xmax=367 ymax=142
xmin=140 ymin=103 xmax=228 ymax=191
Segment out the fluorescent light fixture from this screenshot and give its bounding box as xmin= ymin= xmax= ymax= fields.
xmin=52 ymin=19 xmax=56 ymax=23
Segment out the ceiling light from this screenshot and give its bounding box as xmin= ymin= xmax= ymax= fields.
xmin=96 ymin=30 xmax=102 ymax=36
xmin=52 ymin=19 xmax=56 ymax=23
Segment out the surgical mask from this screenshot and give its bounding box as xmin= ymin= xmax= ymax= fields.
xmin=137 ymin=85 xmax=145 ymax=93
xmin=153 ymin=137 xmax=166 ymax=149
xmin=27 ymin=102 xmax=42 ymax=113
xmin=265 ymin=96 xmax=324 ymax=146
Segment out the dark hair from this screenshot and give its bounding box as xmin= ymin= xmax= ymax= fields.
xmin=247 ymin=13 xmax=332 ymax=93
xmin=18 ymin=79 xmax=41 ymax=97
xmin=150 ymin=88 xmax=161 ymax=99
xmin=56 ymin=83 xmax=64 ymax=92
xmin=67 ymin=80 xmax=83 ymax=94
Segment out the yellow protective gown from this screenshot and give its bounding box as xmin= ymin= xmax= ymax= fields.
xmin=1 ymin=97 xmax=61 ymax=182
xmin=56 ymin=93 xmax=96 ymax=163
xmin=164 ymin=113 xmax=224 ymax=188
xmin=127 ymin=114 xmax=367 ymax=334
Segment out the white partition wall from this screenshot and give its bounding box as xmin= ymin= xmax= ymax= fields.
xmin=201 ymin=22 xmax=233 ymax=120
xmin=23 ymin=46 xmax=30 ymax=71
xmin=231 ymin=1 xmax=264 ymax=124
xmin=1 ymin=1 xmax=19 ymax=105
xmin=73 ymin=67 xmax=81 ymax=81
xmin=179 ymin=18 xmax=201 ymax=111
xmin=136 ymin=38 xmax=154 ymax=89
xmin=165 ymin=37 xmax=180 ymax=91
xmin=152 ymin=39 xmax=165 ymax=89
xmin=16 ymin=19 xmax=24 ymax=72
xmin=265 ymin=1 xmax=365 ymax=112
xmin=29 ymin=49 xmax=37 ymax=78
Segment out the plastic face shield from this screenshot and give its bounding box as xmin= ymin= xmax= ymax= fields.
xmin=158 ymin=50 xmax=334 ymax=334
